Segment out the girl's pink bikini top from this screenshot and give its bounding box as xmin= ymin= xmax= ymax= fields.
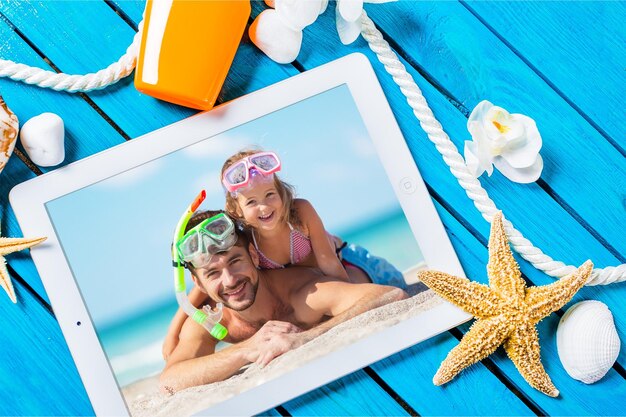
xmin=251 ymin=223 xmax=312 ymax=269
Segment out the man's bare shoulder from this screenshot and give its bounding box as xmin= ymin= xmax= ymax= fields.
xmin=165 ymin=313 xmax=217 ymax=369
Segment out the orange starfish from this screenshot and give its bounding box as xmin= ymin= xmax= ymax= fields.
xmin=1 ymin=232 xmax=47 ymax=303
xmin=417 ymin=212 xmax=592 ymax=397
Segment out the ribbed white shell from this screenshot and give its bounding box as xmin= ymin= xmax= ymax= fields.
xmin=0 ymin=96 xmax=19 ymax=175
xmin=556 ymin=300 xmax=621 ymax=384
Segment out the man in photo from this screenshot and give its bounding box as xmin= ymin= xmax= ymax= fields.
xmin=160 ymin=212 xmax=407 ymax=392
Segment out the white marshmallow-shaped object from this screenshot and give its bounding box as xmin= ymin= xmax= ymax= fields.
xmin=275 ymin=0 xmax=322 ymax=30
xmin=249 ymin=9 xmax=303 ymax=64
xmin=20 ymin=112 xmax=65 ymax=167
xmin=556 ymin=300 xmax=621 ymax=384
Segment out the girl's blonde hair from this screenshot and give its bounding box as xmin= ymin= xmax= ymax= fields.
xmin=221 ymin=148 xmax=298 ymax=227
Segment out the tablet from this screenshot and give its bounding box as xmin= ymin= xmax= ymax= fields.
xmin=10 ymin=53 xmax=471 ymax=416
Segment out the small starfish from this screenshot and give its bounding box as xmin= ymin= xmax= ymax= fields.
xmin=1 ymin=232 xmax=47 ymax=303
xmin=417 ymin=212 xmax=592 ymax=397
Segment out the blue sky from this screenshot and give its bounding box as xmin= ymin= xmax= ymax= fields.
xmin=46 ymin=84 xmax=421 ymax=327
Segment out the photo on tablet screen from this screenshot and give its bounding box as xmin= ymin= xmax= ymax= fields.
xmin=44 ymin=84 xmax=446 ymax=416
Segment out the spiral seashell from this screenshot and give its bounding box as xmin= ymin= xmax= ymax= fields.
xmin=556 ymin=300 xmax=621 ymax=384
xmin=0 ymin=95 xmax=19 ymax=175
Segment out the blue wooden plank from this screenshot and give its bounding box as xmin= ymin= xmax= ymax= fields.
xmin=464 ymin=0 xmax=626 ymax=152
xmin=366 ymin=0 xmax=626 ymax=257
xmin=0 ymin=280 xmax=93 ymax=415
xmin=281 ymin=370 xmax=410 ymax=416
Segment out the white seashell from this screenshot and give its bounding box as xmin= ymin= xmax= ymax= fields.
xmin=20 ymin=112 xmax=65 ymax=167
xmin=0 ymin=95 xmax=19 ymax=175
xmin=249 ymin=9 xmax=303 ymax=64
xmin=275 ymin=0 xmax=321 ymax=31
xmin=556 ymin=300 xmax=621 ymax=384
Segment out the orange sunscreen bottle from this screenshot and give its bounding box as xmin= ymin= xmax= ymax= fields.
xmin=134 ymin=0 xmax=250 ymax=110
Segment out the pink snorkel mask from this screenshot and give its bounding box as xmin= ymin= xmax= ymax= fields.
xmin=222 ymin=152 xmax=282 ymax=195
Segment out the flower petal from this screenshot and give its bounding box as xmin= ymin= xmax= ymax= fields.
xmin=501 ymin=115 xmax=542 ymax=168
xmin=493 ymin=154 xmax=543 ymax=183
xmin=338 ymin=0 xmax=364 ymax=22
xmin=249 ymin=10 xmax=303 ymax=64
xmin=336 ymin=5 xmax=362 ymax=44
xmin=319 ymin=0 xmax=329 ymax=14
xmin=276 ymin=0 xmax=322 ymax=31
xmin=468 ymin=100 xmax=494 ymax=128
xmin=264 ymin=0 xmax=275 ymax=8
xmin=464 ymin=140 xmax=492 ymax=177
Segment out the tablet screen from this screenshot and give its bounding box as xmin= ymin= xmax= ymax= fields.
xmin=44 ymin=84 xmax=427 ymax=414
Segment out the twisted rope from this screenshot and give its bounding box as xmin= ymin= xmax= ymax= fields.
xmin=0 ymin=21 xmax=143 ymax=92
xmin=0 ymin=11 xmax=622 ymax=285
xmin=360 ymin=11 xmax=625 ymax=285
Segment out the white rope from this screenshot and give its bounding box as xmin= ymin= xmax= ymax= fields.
xmin=359 ymin=11 xmax=625 ymax=286
xmin=1 ymin=12 xmax=623 ymax=285
xmin=0 ymin=21 xmax=143 ymax=92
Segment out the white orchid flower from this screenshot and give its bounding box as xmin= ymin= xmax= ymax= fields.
xmin=336 ymin=0 xmax=397 ymax=45
xmin=464 ymin=100 xmax=543 ymax=184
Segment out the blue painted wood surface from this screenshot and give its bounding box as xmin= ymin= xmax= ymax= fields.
xmin=0 ymin=1 xmax=624 ymax=416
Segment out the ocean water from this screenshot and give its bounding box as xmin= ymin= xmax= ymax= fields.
xmin=99 ymin=210 xmax=422 ymax=387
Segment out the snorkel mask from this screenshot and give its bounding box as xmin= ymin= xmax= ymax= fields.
xmin=172 ymin=190 xmax=234 ymax=340
xmin=221 ymin=151 xmax=281 ymax=194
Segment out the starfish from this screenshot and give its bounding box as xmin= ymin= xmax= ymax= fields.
xmin=417 ymin=212 xmax=592 ymax=397
xmin=1 ymin=232 xmax=47 ymax=303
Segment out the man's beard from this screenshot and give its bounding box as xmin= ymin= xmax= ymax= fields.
xmin=220 ymin=278 xmax=259 ymax=311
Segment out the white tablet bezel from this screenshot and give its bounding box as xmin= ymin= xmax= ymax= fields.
xmin=10 ymin=53 xmax=471 ymax=416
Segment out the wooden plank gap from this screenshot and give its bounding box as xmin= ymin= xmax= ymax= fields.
xmin=291 ymin=60 xmax=306 ymax=74
xmin=13 ymin=148 xmax=43 ymax=176
xmin=274 ymin=405 xmax=292 ymax=416
xmin=613 ymin=362 xmax=626 ymax=380
xmin=367 ymin=19 xmax=470 ymax=117
xmin=363 ymin=366 xmax=420 ymax=416
xmin=5 ymin=262 xmax=54 ymax=316
xmin=76 ymin=91 xmax=132 ymax=141
xmin=447 ymin=327 xmax=548 ymax=417
xmin=424 ymin=182 xmax=489 ymax=247
xmin=104 ymin=0 xmax=139 ymax=32
xmin=458 ymin=0 xmax=625 ymax=157
xmin=0 ymin=11 xmax=57 ymax=71
xmin=535 ymin=179 xmax=625 ymax=264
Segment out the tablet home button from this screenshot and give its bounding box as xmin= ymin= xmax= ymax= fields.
xmin=399 ymin=177 xmax=416 ymax=194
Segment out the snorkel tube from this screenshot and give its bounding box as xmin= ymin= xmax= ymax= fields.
xmin=172 ymin=190 xmax=228 ymax=340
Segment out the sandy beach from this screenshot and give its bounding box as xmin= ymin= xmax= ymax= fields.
xmin=123 ymin=286 xmax=441 ymax=417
